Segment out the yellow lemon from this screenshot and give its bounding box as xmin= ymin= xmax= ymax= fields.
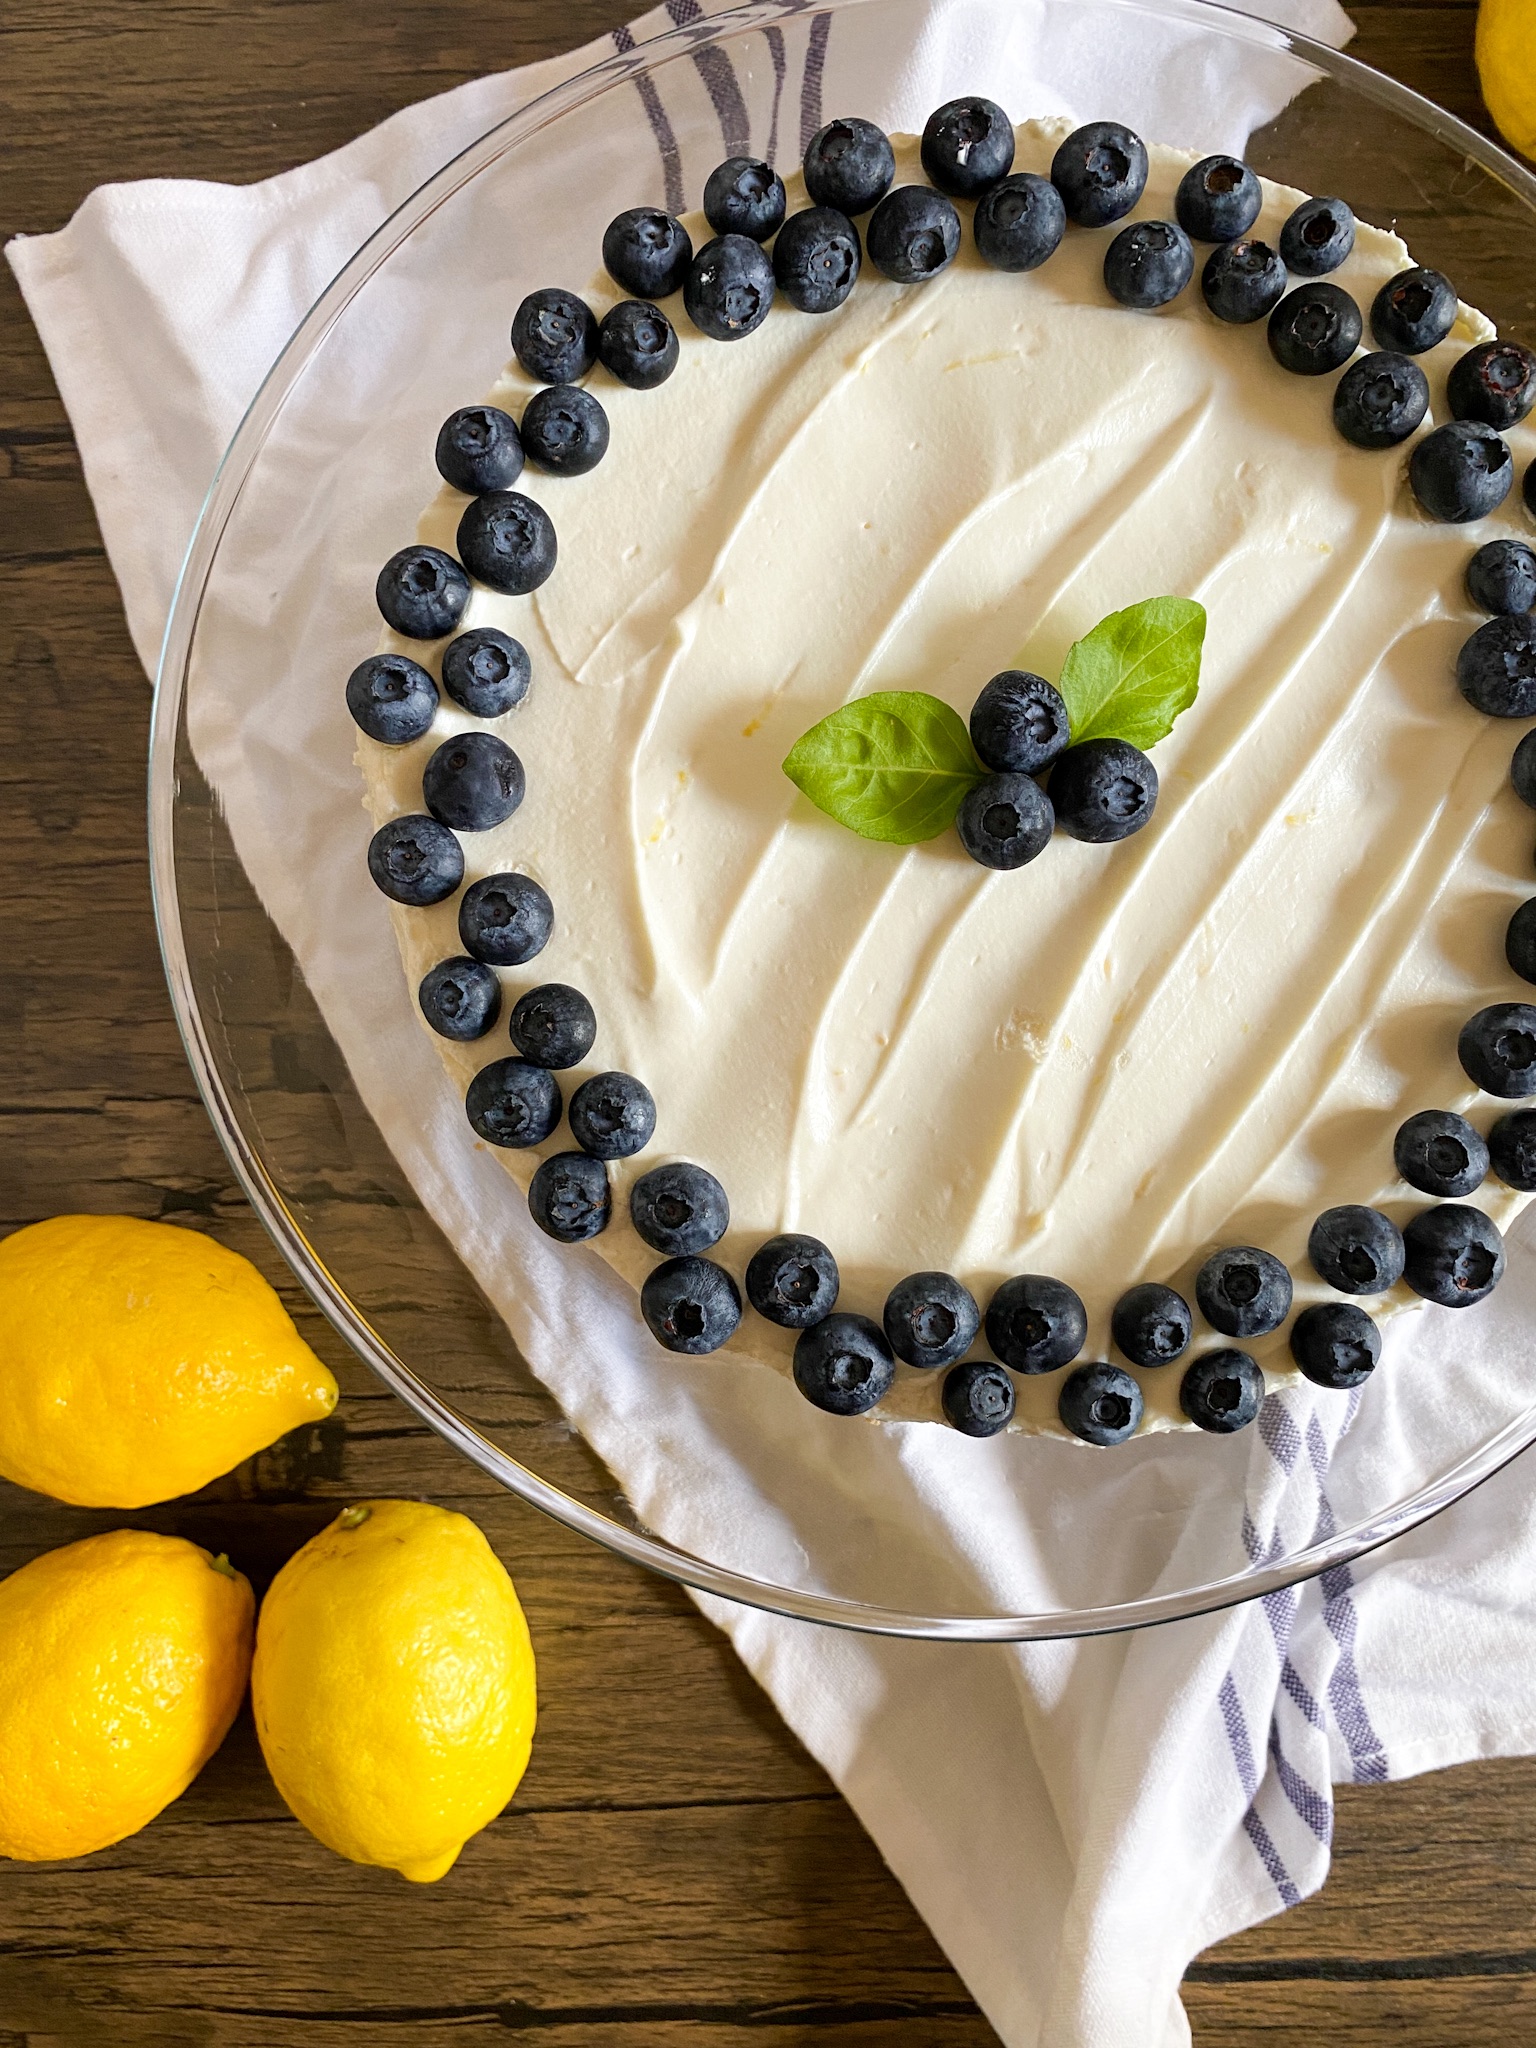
xmin=0 ymin=1529 xmax=254 ymax=1861
xmin=252 ymin=1499 xmax=536 ymax=1883
xmin=0 ymin=1214 xmax=338 ymax=1507
xmin=1478 ymin=0 xmax=1536 ymax=160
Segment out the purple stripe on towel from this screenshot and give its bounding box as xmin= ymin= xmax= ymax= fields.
xmin=1306 ymin=1414 xmax=1389 ymax=1785
xmin=799 ymin=12 xmax=832 ymax=156
xmin=1220 ymin=1674 xmax=1301 ymax=1903
xmin=613 ymin=23 xmax=685 ymax=215
xmin=1259 ymin=1394 xmax=1303 ymax=1474
xmin=1242 ymin=1805 xmax=1303 ymax=1908
xmin=667 ymin=0 xmax=752 ymax=156
xmin=763 ymin=25 xmax=788 ymax=166
xmin=1267 ymin=1721 xmax=1333 ymax=1844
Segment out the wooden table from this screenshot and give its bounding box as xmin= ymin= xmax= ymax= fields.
xmin=3 ymin=2 xmax=1534 ymax=2041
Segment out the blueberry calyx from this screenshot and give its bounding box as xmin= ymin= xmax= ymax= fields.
xmin=1179 ymin=1348 xmax=1263 ymax=1433
xmin=882 ymin=1270 xmax=980 ymax=1369
xmin=745 ymin=1233 xmax=839 ymax=1328
xmin=1050 ymin=738 xmax=1157 ymax=843
xmin=866 ymin=186 xmax=962 ymax=284
xmin=1369 ymin=267 xmax=1457 ymax=355
xmin=920 ymin=96 xmax=1015 ymax=198
xmin=520 ymin=385 xmax=610 ymax=477
xmin=457 ymin=872 xmax=554 ymax=967
xmin=465 ymin=1056 xmax=561 ymax=1149
xmin=598 ymin=300 xmax=680 ymax=390
xmin=1058 ymin=1361 xmax=1143 ymax=1445
xmin=1332 ymin=352 xmax=1430 ymax=450
xmin=435 ymin=405 xmax=524 ymax=495
xmin=1289 ymin=1302 xmax=1380 ymax=1389
xmin=568 ymin=1070 xmax=656 ymax=1160
xmin=792 ymin=1312 xmax=895 ymax=1416
xmin=1393 ymin=1108 xmax=1489 ymax=1198
xmin=509 ymin=983 xmax=596 ymax=1068
xmin=942 ymin=1360 xmax=1015 ymax=1437
xmin=346 ymin=653 xmax=439 ymax=745
xmin=985 ymin=1273 xmax=1086 ymax=1374
xmin=376 ymin=545 xmax=470 ymax=640
xmin=630 ymin=1161 xmax=730 ymax=1257
xmin=1458 ymin=1002 xmax=1536 ymax=1096
xmin=441 ymin=627 xmax=531 ymax=719
xmin=772 ymin=207 xmax=861 ymax=315
xmin=456 ymin=491 xmax=557 ymax=596
xmin=1049 ymin=122 xmax=1148 ymax=228
xmin=1306 ymin=1204 xmax=1405 ymax=1294
xmin=956 ymin=773 xmax=1054 ymax=870
xmin=1401 ymin=1203 xmax=1505 ymax=1307
xmin=511 ymin=287 xmax=600 ymax=384
xmin=802 ymin=118 xmax=895 ymax=217
xmin=703 ymin=156 xmax=786 ymax=242
xmin=1110 ymin=1281 xmax=1191 ymax=1366
xmin=602 ymin=210 xmax=693 ymax=300
xmin=972 ymin=173 xmax=1066 ymax=273
xmin=529 ymin=1151 xmax=611 ymax=1243
xmin=1194 ymin=1245 xmax=1292 ymax=1338
xmin=419 ymin=955 xmax=501 ymax=1042
xmin=642 ymin=1256 xmax=742 ymax=1354
xmin=684 ymin=234 xmax=776 ymax=341
xmin=366 ymin=814 xmax=464 ymax=906
xmin=1174 ymin=155 xmax=1261 ymax=243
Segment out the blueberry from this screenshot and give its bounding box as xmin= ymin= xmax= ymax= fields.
xmin=1201 ymin=239 xmax=1287 ymax=325
xmin=598 ymin=300 xmax=680 ymax=390
xmin=1103 ymin=220 xmax=1193 ymax=310
xmin=802 ymin=118 xmax=895 ymax=216
xmin=642 ymin=1256 xmax=741 ymax=1354
xmin=529 ymin=1150 xmax=611 ymax=1243
xmin=1402 ymin=1202 xmax=1505 ymax=1307
xmin=1509 ymin=898 xmax=1536 ymax=983
xmin=1489 ymin=1107 xmax=1536 ymax=1193
xmin=973 ymin=174 xmax=1065 ymax=272
xmin=434 ymin=405 xmax=524 ymax=495
xmin=630 ymin=1161 xmax=729 ymax=1256
xmin=418 ymin=955 xmax=501 ymax=1041
xmin=772 ymin=207 xmax=861 ymax=314
xmin=1393 ymin=1107 xmax=1489 ymax=1196
xmin=1058 ymin=1361 xmax=1142 ymax=1445
xmin=346 ymin=653 xmax=438 ymax=745
xmin=1267 ymin=283 xmax=1362 ymax=376
xmin=866 ymin=187 xmax=961 ymax=284
xmin=1409 ymin=422 xmax=1513 ymax=524
xmin=441 ymin=627 xmax=531 ymax=718
xmin=376 ymin=545 xmax=470 ymax=639
xmin=509 ymin=982 xmax=596 ymax=1068
xmin=882 ymin=1270 xmax=980 ymax=1369
xmin=1457 ymin=613 xmax=1536 ymax=716
xmin=956 ymin=773 xmax=1054 ymax=870
xmin=985 ymin=1273 xmax=1086 ymax=1374
xmin=1289 ymin=1301 xmax=1380 ymax=1389
xmin=744 ymin=1233 xmax=839 ymax=1328
xmin=684 ymin=234 xmax=775 ymax=340
xmin=568 ymin=1070 xmax=656 ymax=1159
xmin=464 ymin=1055 xmax=561 ymax=1148
xmin=1459 ymin=1001 xmax=1536 ymax=1096
xmin=1049 ymin=122 xmax=1148 ymax=228
xmin=1332 ymin=352 xmax=1430 ymax=450
xmin=519 ymin=385 xmax=609 ymax=477
xmin=456 ymin=492 xmax=557 ymax=595
xmin=1179 ymin=1348 xmax=1263 ymax=1433
xmin=969 ymin=670 xmax=1070 ymax=774
xmin=1370 ymin=267 xmax=1457 ymax=355
xmin=511 ymin=287 xmax=600 ymax=383
xmin=792 ymin=1312 xmax=895 ymax=1416
xmin=1050 ymin=738 xmax=1157 ymax=843
xmin=366 ymin=815 xmax=464 ymax=906
xmin=457 ymin=872 xmax=554 ymax=966
xmin=422 ymin=732 xmax=524 ymax=832
xmin=920 ymin=96 xmax=1015 ymax=198
xmin=601 ymin=210 xmax=693 ymax=299
xmin=1195 ymin=1245 xmax=1292 ymax=1338
xmin=1174 ymin=155 xmax=1261 ymax=243
xmin=942 ymin=1359 xmax=1015 ymax=1437
xmin=1468 ymin=539 xmax=1536 ymax=617
xmin=703 ymin=156 xmax=785 ymax=241
xmin=1278 ymin=196 xmax=1355 ymax=277
xmin=1514 ymin=732 xmax=1536 ymax=809
xmin=1448 ymin=340 xmax=1536 ymax=430
xmin=1110 ymin=1281 xmax=1191 ymax=1366
xmin=1527 ymin=459 xmax=1536 ymax=522
xmin=1306 ymin=1204 xmax=1405 ymax=1294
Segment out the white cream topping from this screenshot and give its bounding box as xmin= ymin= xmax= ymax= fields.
xmin=360 ymin=120 xmax=1535 ymax=1436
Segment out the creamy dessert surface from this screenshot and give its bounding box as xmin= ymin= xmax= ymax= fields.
xmin=359 ymin=117 xmax=1536 ymax=1436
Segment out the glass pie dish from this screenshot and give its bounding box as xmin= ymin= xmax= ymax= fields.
xmin=151 ymin=0 xmax=1536 ymax=1640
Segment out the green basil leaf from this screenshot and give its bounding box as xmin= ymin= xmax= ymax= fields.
xmin=782 ymin=690 xmax=986 ymax=844
xmin=1055 ymin=596 xmax=1206 ymax=749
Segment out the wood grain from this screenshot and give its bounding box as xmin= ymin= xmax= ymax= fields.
xmin=3 ymin=2 xmax=1536 ymax=2043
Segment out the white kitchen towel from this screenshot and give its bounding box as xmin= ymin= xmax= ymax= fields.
xmin=16 ymin=3 xmax=1536 ymax=2044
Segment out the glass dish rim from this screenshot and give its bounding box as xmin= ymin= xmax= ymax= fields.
xmin=148 ymin=0 xmax=1536 ymax=1642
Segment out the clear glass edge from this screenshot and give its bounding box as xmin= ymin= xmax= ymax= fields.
xmin=146 ymin=0 xmax=1536 ymax=1641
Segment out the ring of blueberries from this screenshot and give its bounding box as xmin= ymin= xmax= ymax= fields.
xmin=355 ymin=103 xmax=1536 ymax=1445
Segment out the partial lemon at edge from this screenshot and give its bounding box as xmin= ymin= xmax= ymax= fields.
xmin=1478 ymin=0 xmax=1536 ymax=160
